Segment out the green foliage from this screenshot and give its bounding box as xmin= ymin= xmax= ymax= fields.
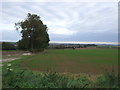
xmin=95 ymin=70 xmax=119 ymax=88
xmin=15 ymin=13 xmax=50 ymax=52
xmin=2 ymin=68 xmax=92 ymax=88
xmin=3 ymin=65 xmax=119 ymax=88
xmin=66 ymin=75 xmax=90 ymax=88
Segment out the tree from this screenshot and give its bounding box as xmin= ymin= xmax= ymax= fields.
xmin=15 ymin=13 xmax=50 ymax=52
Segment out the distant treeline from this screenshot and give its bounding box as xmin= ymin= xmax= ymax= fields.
xmin=1 ymin=42 xmax=118 ymax=50
xmin=1 ymin=42 xmax=97 ymax=50
xmin=1 ymin=42 xmax=17 ymax=50
xmin=48 ymin=44 xmax=97 ymax=49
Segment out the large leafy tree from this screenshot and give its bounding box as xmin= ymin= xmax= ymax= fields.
xmin=15 ymin=13 xmax=50 ymax=52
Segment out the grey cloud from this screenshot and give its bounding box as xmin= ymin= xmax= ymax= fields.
xmin=2 ymin=30 xmax=21 ymax=42
xmin=1 ymin=2 xmax=118 ymax=43
xmin=50 ymin=32 xmax=118 ymax=42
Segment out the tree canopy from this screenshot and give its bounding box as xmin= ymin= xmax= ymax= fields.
xmin=15 ymin=13 xmax=50 ymax=52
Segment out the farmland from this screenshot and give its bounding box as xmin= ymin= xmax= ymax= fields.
xmin=4 ymin=48 xmax=118 ymax=74
xmin=2 ymin=48 xmax=119 ymax=88
xmin=22 ymin=49 xmax=118 ymax=74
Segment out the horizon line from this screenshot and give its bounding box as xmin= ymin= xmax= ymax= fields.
xmin=49 ymin=41 xmax=119 ymax=45
xmin=0 ymin=41 xmax=119 ymax=45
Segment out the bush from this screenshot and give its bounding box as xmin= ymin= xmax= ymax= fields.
xmin=95 ymin=70 xmax=119 ymax=88
xmin=2 ymin=69 xmax=92 ymax=88
xmin=2 ymin=66 xmax=119 ymax=88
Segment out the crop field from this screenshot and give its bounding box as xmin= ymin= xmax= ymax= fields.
xmin=17 ymin=48 xmax=118 ymax=74
xmin=2 ymin=48 xmax=119 ymax=88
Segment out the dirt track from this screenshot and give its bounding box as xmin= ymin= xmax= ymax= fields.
xmin=2 ymin=51 xmax=31 ymax=63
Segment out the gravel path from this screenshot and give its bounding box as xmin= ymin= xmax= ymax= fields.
xmin=2 ymin=58 xmax=20 ymax=62
xmin=1 ymin=52 xmax=32 ymax=66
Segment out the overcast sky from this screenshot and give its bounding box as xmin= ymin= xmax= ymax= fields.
xmin=1 ymin=0 xmax=118 ymax=44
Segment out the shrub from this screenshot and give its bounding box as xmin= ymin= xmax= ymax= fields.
xmin=2 ymin=67 xmax=119 ymax=88
xmin=95 ymin=70 xmax=119 ymax=88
